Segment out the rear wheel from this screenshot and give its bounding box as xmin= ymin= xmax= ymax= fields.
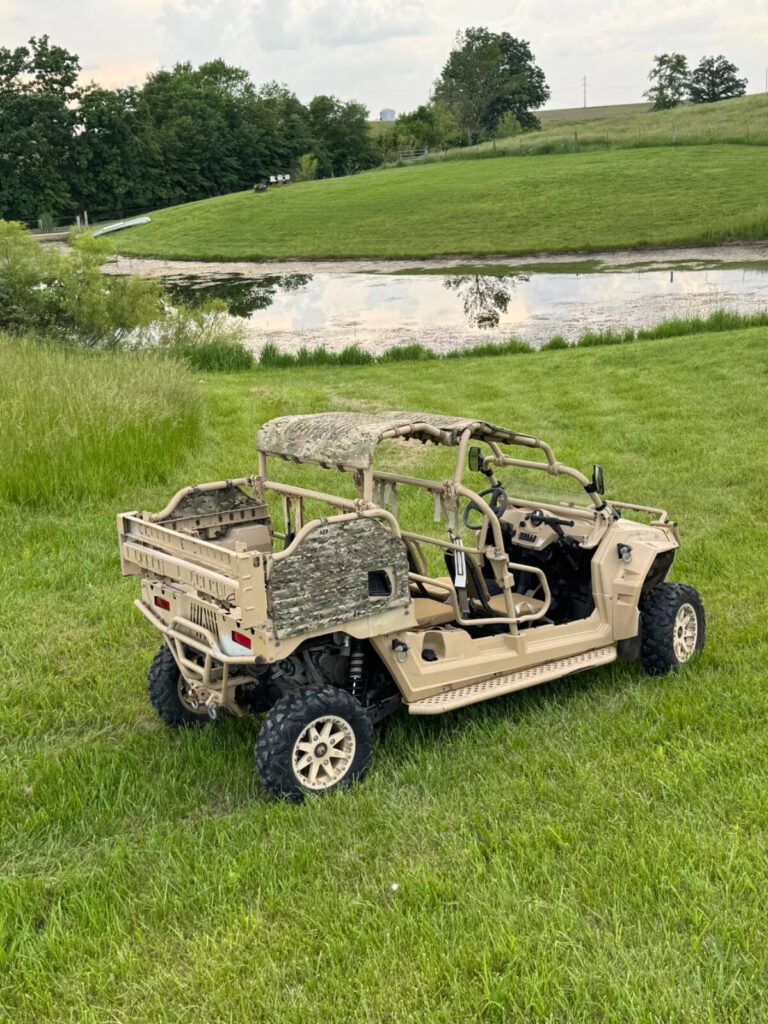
xmin=639 ymin=583 xmax=705 ymax=676
xmin=147 ymin=644 xmax=211 ymax=727
xmin=254 ymin=683 xmax=374 ymax=801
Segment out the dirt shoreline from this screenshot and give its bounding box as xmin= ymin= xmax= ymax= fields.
xmin=103 ymin=241 xmax=768 ymax=280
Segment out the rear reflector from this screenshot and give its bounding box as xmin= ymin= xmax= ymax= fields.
xmin=154 ymin=596 xmax=171 ymax=611
xmin=231 ymin=630 xmax=252 ymax=649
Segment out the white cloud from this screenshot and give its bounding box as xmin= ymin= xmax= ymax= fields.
xmin=308 ymin=0 xmax=431 ymax=46
xmin=2 ymin=0 xmax=767 ymax=114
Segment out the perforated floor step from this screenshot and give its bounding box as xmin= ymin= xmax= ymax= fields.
xmin=407 ymin=645 xmax=616 ymax=715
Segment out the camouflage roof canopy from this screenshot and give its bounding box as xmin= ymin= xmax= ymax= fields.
xmin=257 ymin=411 xmax=524 ymax=470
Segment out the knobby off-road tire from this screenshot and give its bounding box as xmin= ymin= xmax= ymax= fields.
xmin=639 ymin=582 xmax=705 ymax=676
xmin=147 ymin=644 xmax=211 ymax=727
xmin=255 ymin=683 xmax=374 ymax=802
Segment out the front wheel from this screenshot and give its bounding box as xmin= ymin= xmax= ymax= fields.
xmin=254 ymin=683 xmax=374 ymax=801
xmin=639 ymin=582 xmax=705 ymax=676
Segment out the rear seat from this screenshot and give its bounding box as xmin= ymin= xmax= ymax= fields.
xmin=215 ymin=522 xmax=273 ymax=554
xmin=412 ymin=597 xmax=455 ymax=628
xmin=486 ymin=593 xmax=544 ymax=618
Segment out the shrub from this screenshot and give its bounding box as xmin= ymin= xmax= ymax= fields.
xmin=153 ymin=302 xmax=254 ymax=371
xmin=0 ymin=334 xmax=201 ymax=507
xmin=295 ymin=153 xmax=319 ymax=182
xmin=0 ymin=220 xmax=164 ymax=345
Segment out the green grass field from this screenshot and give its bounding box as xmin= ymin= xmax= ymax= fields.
xmin=539 ymin=102 xmax=652 ymax=124
xmin=109 ymin=145 xmax=768 ymax=261
xmin=2 ymin=324 xmax=768 ymax=1021
xmin=457 ymin=93 xmax=768 ymax=157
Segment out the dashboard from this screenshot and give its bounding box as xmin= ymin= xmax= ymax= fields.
xmin=501 ymin=506 xmax=597 ymax=551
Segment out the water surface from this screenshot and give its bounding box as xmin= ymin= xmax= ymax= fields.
xmin=164 ymin=265 xmax=768 ymax=354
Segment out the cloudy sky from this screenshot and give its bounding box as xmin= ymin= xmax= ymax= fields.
xmin=3 ymin=0 xmax=767 ymax=115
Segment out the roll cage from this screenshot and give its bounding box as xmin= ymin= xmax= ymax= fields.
xmin=244 ymin=412 xmax=665 ymax=635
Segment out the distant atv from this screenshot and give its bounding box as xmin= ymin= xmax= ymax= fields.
xmin=118 ymin=411 xmax=705 ymax=800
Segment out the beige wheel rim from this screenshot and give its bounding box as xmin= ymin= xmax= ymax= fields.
xmin=674 ymin=603 xmax=698 ymax=662
xmin=177 ymin=676 xmax=204 ymax=713
xmin=292 ymin=715 xmax=356 ymax=791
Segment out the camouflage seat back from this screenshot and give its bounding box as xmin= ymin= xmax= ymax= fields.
xmin=268 ymin=517 xmax=410 ymax=640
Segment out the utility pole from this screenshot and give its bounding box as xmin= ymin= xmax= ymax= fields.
xmin=582 ymin=75 xmax=587 ymax=109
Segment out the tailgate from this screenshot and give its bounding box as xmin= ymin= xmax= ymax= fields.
xmin=117 ymin=513 xmax=267 ymax=624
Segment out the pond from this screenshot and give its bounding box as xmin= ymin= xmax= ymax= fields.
xmin=119 ymin=258 xmax=768 ymax=355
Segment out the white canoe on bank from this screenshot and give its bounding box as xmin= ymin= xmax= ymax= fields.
xmin=93 ymin=216 xmax=151 ymax=238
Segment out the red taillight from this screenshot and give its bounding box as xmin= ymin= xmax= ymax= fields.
xmin=154 ymin=596 xmax=171 ymax=611
xmin=231 ymin=630 xmax=252 ymax=649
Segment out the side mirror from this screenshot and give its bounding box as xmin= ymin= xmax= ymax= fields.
xmin=591 ymin=464 xmax=605 ymax=495
xmin=468 ymin=446 xmax=485 ymax=474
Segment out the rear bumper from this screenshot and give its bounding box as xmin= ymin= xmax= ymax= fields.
xmin=134 ymin=599 xmax=258 ymax=667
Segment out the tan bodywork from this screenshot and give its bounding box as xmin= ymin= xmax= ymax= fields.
xmin=118 ymin=412 xmax=678 ymax=717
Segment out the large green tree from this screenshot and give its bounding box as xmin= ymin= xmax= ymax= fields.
xmin=390 ymin=101 xmax=460 ymax=151
xmin=0 ymin=36 xmax=81 ymax=222
xmin=481 ymin=32 xmax=550 ymax=132
xmin=309 ymin=96 xmax=377 ymax=177
xmin=434 ymin=28 xmax=549 ymax=145
xmin=644 ymin=53 xmax=689 ymax=110
xmin=687 ymin=55 xmax=747 ymax=104
xmin=72 ymin=86 xmax=139 ymax=218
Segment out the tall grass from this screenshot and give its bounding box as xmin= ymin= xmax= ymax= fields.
xmin=152 ymin=305 xmax=255 ymax=371
xmin=0 ymin=335 xmax=201 ymax=507
xmin=404 ymin=94 xmax=768 ymax=168
xmin=253 ymin=309 xmax=768 ymax=369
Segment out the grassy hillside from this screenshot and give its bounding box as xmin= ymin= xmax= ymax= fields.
xmin=2 ymin=325 xmax=768 ymax=1021
xmin=540 ymin=102 xmax=652 ymax=124
xmin=109 ymin=145 xmax=768 ymax=261
xmin=429 ymin=93 xmax=768 ymax=161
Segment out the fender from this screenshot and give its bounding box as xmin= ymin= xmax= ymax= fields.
xmin=591 ymin=520 xmax=678 ymax=643
xmin=610 ymin=537 xmax=678 ymax=642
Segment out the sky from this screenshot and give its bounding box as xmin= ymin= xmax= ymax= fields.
xmin=2 ymin=0 xmax=767 ymax=115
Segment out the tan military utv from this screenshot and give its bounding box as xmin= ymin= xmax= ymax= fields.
xmin=118 ymin=411 xmax=705 ymax=800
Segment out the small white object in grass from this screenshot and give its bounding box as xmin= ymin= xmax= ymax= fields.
xmin=391 ymin=883 xmax=399 ymax=891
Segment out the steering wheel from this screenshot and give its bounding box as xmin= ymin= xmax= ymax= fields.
xmin=462 ymin=486 xmax=509 ymax=531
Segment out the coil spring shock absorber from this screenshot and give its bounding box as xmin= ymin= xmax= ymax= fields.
xmin=348 ymin=640 xmax=366 ymax=703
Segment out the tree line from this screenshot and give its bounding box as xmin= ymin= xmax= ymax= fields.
xmin=382 ymin=27 xmax=550 ymax=155
xmin=0 ymin=31 xmax=754 ymax=223
xmin=645 ymin=53 xmax=747 ymax=110
xmin=0 ymin=35 xmax=379 ymax=224
xmin=382 ymin=37 xmax=751 ymax=154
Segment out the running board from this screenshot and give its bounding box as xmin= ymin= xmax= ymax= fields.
xmin=407 ymin=645 xmax=616 ymax=715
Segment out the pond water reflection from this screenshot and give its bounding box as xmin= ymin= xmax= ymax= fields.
xmin=166 ymin=273 xmax=312 ymax=318
xmin=165 ymin=266 xmax=768 ymax=355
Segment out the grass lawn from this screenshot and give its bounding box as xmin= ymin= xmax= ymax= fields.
xmin=540 ymin=102 xmax=653 ymax=124
xmin=2 ymin=324 xmax=768 ymax=1021
xmin=109 ymin=145 xmax=768 ymax=261
xmin=464 ymin=93 xmax=768 ymax=155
